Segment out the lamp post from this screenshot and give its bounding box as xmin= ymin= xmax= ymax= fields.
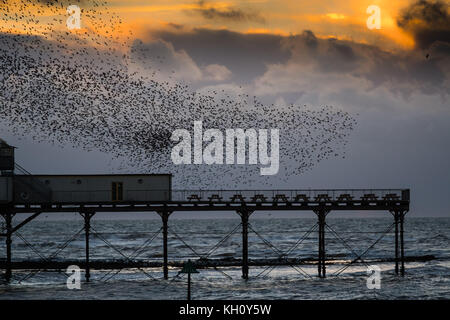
xmin=180 ymin=259 xmax=199 ymax=300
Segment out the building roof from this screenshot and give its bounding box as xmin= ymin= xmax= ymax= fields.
xmin=13 ymin=174 xmax=172 ymax=177
xmin=0 ymin=138 xmax=15 ymax=148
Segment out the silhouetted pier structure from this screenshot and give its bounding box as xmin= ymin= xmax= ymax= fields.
xmin=1 ymin=188 xmax=410 ymax=283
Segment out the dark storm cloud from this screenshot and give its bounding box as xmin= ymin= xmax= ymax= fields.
xmin=277 ymin=30 xmax=449 ymax=96
xmin=319 ymin=38 xmax=358 ymax=73
xmin=155 ymin=28 xmax=290 ymax=82
xmin=167 ymin=23 xmax=184 ymax=30
xmin=301 ymin=30 xmax=319 ymax=49
xmin=190 ymin=1 xmax=265 ymax=24
xmin=129 ymin=38 xmax=203 ymax=80
xmin=397 ymin=0 xmax=450 ymax=49
xmin=154 ymin=27 xmax=448 ymax=96
xmin=282 ymin=31 xmax=360 ymax=73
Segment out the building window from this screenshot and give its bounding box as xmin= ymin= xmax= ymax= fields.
xmin=112 ymin=182 xmax=123 ymax=201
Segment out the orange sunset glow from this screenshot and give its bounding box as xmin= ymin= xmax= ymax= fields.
xmin=0 ymin=0 xmax=429 ymax=50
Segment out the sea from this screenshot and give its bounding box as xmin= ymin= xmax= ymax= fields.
xmin=0 ymin=216 xmax=448 ymax=300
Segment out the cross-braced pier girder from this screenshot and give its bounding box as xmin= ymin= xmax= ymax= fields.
xmin=1 ymin=188 xmax=410 ymax=283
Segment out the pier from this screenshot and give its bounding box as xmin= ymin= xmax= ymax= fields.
xmin=1 ymin=188 xmax=410 ymax=283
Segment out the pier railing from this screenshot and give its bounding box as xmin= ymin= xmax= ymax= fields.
xmin=168 ymin=189 xmax=409 ymax=203
xmin=37 ymin=188 xmax=409 ymax=204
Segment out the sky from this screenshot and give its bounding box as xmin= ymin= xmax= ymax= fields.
xmin=0 ymin=0 xmax=449 ymax=217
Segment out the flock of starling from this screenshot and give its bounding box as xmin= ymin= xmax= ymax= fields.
xmin=0 ymin=0 xmax=357 ymax=188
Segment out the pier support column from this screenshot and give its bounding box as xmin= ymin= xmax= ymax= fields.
xmin=157 ymin=209 xmax=173 ymax=280
xmin=391 ymin=209 xmax=407 ymax=276
xmin=394 ymin=212 xmax=399 ymax=275
xmin=237 ymin=209 xmax=253 ymax=280
xmin=2 ymin=212 xmax=13 ymax=282
xmin=314 ymin=208 xmax=329 ymax=278
xmin=80 ymin=211 xmax=95 ymax=282
xmin=400 ymin=212 xmax=405 ymax=276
